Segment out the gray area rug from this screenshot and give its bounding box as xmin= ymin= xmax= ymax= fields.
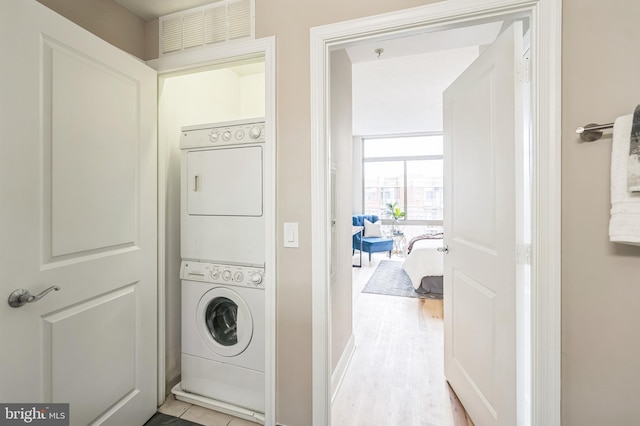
xmin=362 ymin=260 xmax=443 ymax=299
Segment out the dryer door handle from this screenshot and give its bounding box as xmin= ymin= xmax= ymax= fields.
xmin=194 ymin=175 xmax=200 ymax=191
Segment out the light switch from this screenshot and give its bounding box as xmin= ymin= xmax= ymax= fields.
xmin=284 ymin=222 xmax=299 ymax=248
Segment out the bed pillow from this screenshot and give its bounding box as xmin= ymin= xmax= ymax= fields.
xmin=363 ymin=218 xmax=382 ymax=237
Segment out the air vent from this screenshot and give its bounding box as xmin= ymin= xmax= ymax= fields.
xmin=159 ymin=0 xmax=254 ymax=56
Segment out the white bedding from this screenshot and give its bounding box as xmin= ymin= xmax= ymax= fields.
xmin=402 ymin=239 xmax=444 ymax=290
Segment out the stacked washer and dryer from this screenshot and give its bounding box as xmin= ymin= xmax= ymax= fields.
xmin=176 ymin=118 xmax=266 ymax=422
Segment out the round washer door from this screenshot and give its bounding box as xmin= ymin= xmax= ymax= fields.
xmin=196 ymin=286 xmax=253 ymax=357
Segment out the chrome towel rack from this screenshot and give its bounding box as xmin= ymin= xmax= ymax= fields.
xmin=576 ymin=122 xmax=614 ymax=142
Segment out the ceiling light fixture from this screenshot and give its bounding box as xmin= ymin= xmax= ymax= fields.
xmin=374 ymin=48 xmax=384 ymax=59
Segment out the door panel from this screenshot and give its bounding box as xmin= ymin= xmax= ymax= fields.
xmin=451 ymin=270 xmax=497 ymax=411
xmin=443 ymin=22 xmax=523 ymax=426
xmin=0 ymin=2 xmax=157 ymax=425
xmin=45 ymin=38 xmax=138 ymax=260
xmin=449 ymin=66 xmax=496 ymax=251
xmin=45 ymin=286 xmax=136 ymax=425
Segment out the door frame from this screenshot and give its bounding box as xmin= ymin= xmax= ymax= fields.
xmin=310 ymin=0 xmax=561 ymax=425
xmin=147 ymin=37 xmax=277 ymax=426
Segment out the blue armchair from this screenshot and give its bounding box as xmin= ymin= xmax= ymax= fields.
xmin=352 ymin=215 xmax=393 ymax=263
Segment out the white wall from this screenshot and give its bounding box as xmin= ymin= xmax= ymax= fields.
xmin=158 ymin=64 xmax=265 ymax=390
xmin=240 ymin=73 xmax=267 ymax=118
xmin=352 ymin=46 xmax=479 ymax=135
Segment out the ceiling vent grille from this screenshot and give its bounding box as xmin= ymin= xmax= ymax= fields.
xmin=159 ymin=0 xmax=254 ymax=56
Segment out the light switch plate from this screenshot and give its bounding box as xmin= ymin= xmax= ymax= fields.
xmin=284 ymin=222 xmax=299 ymax=248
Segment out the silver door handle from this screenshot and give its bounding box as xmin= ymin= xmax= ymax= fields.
xmin=8 ymin=285 xmax=60 ymax=308
xmin=437 ymin=245 xmax=449 ymax=254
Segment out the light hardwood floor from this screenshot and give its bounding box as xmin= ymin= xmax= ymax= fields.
xmin=331 ymin=254 xmax=473 ymax=426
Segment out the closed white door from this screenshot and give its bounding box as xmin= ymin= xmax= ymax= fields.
xmin=0 ymin=2 xmax=157 ymax=425
xmin=443 ymin=22 xmax=523 ymax=426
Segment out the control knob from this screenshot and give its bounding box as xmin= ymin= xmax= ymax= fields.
xmin=210 ymin=269 xmax=220 ymax=280
xmin=222 ymin=131 xmax=232 ymax=141
xmin=234 ymin=271 xmax=244 ymax=282
xmin=235 ymin=130 xmax=245 ymax=140
xmin=250 ymin=273 xmax=263 ymax=285
xmin=222 ymin=270 xmax=232 ymax=281
xmin=249 ymin=126 xmax=262 ymax=139
xmin=209 ymin=132 xmax=219 ymax=143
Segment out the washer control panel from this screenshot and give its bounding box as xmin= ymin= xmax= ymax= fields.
xmin=180 ymin=118 xmax=265 ymax=149
xmin=181 ymin=261 xmax=264 ymax=289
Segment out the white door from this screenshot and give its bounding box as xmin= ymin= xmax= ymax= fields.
xmin=0 ymin=2 xmax=157 ymax=425
xmin=443 ymin=22 xmax=523 ymax=426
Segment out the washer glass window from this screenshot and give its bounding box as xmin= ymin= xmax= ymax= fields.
xmin=205 ymin=297 xmax=238 ymax=346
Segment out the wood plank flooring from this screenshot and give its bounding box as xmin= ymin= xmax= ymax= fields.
xmin=331 ymin=254 xmax=473 ymax=426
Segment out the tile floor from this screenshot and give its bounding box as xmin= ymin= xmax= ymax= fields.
xmin=157 ymin=394 xmax=258 ymax=426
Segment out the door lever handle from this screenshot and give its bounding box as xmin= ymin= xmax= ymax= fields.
xmin=8 ymin=285 xmax=60 ymax=308
xmin=437 ymin=245 xmax=449 ymax=254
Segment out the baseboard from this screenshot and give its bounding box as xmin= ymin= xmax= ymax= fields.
xmin=331 ymin=334 xmax=356 ymax=403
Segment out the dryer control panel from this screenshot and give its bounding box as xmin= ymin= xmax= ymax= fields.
xmin=181 ymin=261 xmax=264 ymax=289
xmin=180 ymin=118 xmax=265 ymax=149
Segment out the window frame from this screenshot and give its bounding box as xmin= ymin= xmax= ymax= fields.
xmin=361 ymin=132 xmax=444 ymax=227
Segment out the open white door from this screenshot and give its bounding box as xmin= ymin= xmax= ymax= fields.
xmin=443 ymin=22 xmax=523 ymax=426
xmin=0 ymin=2 xmax=157 ymax=425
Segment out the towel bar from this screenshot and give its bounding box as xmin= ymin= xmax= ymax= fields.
xmin=576 ymin=122 xmax=614 ymax=142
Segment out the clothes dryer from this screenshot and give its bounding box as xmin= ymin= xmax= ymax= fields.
xmin=180 ymin=261 xmax=265 ymax=413
xmin=180 ymin=118 xmax=265 ymax=266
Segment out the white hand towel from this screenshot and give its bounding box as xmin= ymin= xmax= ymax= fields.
xmin=609 ymin=114 xmax=640 ymax=245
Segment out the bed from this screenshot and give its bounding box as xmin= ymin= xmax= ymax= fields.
xmin=402 ymin=235 xmax=444 ymax=296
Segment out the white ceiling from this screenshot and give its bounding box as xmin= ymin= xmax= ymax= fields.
xmin=113 ymin=0 xmax=222 ymax=21
xmin=345 ymin=21 xmax=503 ymax=63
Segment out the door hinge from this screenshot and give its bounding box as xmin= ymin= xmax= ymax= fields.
xmin=517 ymin=243 xmax=531 ymax=265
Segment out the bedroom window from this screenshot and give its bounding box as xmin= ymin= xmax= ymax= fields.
xmin=362 ymin=134 xmax=443 ymax=227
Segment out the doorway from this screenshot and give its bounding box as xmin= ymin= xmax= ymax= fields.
xmin=311 ymin=1 xmax=561 ymax=425
xmin=332 ymin=24 xmax=527 ymax=425
xmin=148 ymin=38 xmax=277 ymax=426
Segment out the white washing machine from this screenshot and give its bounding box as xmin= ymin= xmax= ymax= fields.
xmin=180 ymin=261 xmax=265 ymax=413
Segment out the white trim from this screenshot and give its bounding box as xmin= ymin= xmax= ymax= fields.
xmin=149 ymin=36 xmax=277 ymax=426
xmin=310 ymin=26 xmax=331 ymax=425
xmin=357 ymin=130 xmax=444 ymax=139
xmin=331 ymin=335 xmax=355 ymax=403
xmin=157 ymin=92 xmax=167 ymax=404
xmin=172 ymin=383 xmax=265 ymax=424
xmin=263 ymin=38 xmax=278 ymax=426
xmin=529 ymin=1 xmax=562 ymax=423
xmin=148 ymin=37 xmax=271 ymax=73
xmin=310 ymin=1 xmax=561 ymax=425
